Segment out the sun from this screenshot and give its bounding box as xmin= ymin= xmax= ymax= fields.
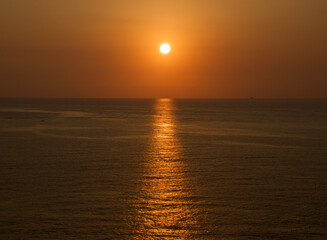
xmin=160 ymin=43 xmax=171 ymax=55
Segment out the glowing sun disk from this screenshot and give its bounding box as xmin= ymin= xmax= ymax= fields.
xmin=160 ymin=43 xmax=171 ymax=55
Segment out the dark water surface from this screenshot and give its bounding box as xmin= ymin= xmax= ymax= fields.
xmin=0 ymin=99 xmax=326 ymax=239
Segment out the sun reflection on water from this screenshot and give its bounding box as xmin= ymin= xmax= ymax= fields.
xmin=133 ymin=98 xmax=198 ymax=239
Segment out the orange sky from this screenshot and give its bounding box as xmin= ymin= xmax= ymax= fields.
xmin=1 ymin=0 xmax=326 ymax=98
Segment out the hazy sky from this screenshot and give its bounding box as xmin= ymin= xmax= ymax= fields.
xmin=1 ymin=0 xmax=326 ymax=98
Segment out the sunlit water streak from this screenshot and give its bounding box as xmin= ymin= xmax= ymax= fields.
xmin=131 ymin=99 xmax=199 ymax=239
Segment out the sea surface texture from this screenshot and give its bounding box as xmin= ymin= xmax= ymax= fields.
xmin=0 ymin=99 xmax=326 ymax=239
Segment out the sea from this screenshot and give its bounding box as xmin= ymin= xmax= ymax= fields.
xmin=0 ymin=98 xmax=326 ymax=239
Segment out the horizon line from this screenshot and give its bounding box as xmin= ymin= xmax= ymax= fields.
xmin=0 ymin=97 xmax=326 ymax=100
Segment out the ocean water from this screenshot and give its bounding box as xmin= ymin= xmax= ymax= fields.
xmin=0 ymin=98 xmax=326 ymax=239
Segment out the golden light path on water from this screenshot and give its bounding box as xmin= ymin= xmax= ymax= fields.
xmin=133 ymin=99 xmax=199 ymax=239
